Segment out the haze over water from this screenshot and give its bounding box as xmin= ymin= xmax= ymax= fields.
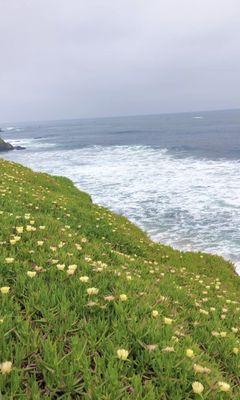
xmin=1 ymin=109 xmax=240 ymax=273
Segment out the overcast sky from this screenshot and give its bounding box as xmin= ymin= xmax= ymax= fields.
xmin=0 ymin=0 xmax=239 ymax=122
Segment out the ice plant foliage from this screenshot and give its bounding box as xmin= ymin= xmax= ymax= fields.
xmin=0 ymin=159 xmax=239 ymax=398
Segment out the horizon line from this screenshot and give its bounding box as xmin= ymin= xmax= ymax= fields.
xmin=1 ymin=106 xmax=240 ymax=126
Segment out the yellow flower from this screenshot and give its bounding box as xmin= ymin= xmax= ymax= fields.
xmin=211 ymin=331 xmax=220 ymax=337
xmin=119 ymin=294 xmax=128 ymax=301
xmin=27 ymin=271 xmax=37 ymax=278
xmin=152 ymin=310 xmax=159 ymax=318
xmin=16 ymin=226 xmax=23 ymax=233
xmin=186 ymin=349 xmax=194 ymax=358
xmin=218 ymin=381 xmax=230 ymax=392
xmin=56 ymin=264 xmax=65 ymax=270
xmin=220 ymin=331 xmax=227 ymax=338
xmin=0 ymin=361 xmax=12 ymax=374
xmin=10 ymin=239 xmax=17 ymax=245
xmin=5 ymin=257 xmax=14 ymax=264
xmin=193 ymin=364 xmax=211 ymax=374
xmin=233 ymin=347 xmax=239 ymax=355
xmin=68 ymin=264 xmax=77 ymax=271
xmin=162 ymin=346 xmax=174 ymax=352
xmin=14 ymin=236 xmax=21 ymax=242
xmin=199 ymin=309 xmax=209 ymax=315
xmin=37 ymin=241 xmax=44 ymax=246
xmin=1 ymin=286 xmax=10 ymax=294
xmin=87 ymin=287 xmax=99 ymax=295
xmin=117 ymin=349 xmax=129 ymax=360
xmin=50 ymin=246 xmax=57 ymax=251
xmin=67 ymin=269 xmax=75 ymax=276
xmin=192 ymin=381 xmax=204 ymax=394
xmin=164 ymin=317 xmax=173 ymax=325
xmin=104 ymin=295 xmax=115 ymax=301
xmin=66 ymin=264 xmax=77 ymax=275
xmin=79 ymin=276 xmax=89 ymax=282
xmin=146 ymin=344 xmax=158 ymax=351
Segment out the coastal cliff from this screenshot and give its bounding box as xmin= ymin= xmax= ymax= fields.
xmin=0 ymin=159 xmax=239 ymax=399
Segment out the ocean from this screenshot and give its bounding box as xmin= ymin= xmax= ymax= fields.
xmin=1 ymin=109 xmax=240 ymax=273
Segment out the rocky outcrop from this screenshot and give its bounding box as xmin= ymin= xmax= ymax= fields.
xmin=0 ymin=137 xmax=25 ymax=151
xmin=0 ymin=137 xmax=14 ymax=151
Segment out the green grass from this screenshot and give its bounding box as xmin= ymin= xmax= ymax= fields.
xmin=0 ymin=158 xmax=239 ymax=399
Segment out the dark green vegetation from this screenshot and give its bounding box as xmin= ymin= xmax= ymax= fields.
xmin=0 ymin=159 xmax=239 ymax=399
xmin=0 ymin=138 xmax=13 ymax=152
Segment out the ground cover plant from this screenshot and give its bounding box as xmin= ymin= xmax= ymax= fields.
xmin=0 ymin=159 xmax=239 ymax=399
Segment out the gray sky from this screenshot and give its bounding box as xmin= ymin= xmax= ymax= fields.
xmin=0 ymin=0 xmax=240 ymax=122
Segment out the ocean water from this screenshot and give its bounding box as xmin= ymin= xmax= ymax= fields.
xmin=1 ymin=109 xmax=240 ymax=273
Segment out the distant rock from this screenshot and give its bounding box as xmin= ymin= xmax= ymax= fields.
xmin=0 ymin=137 xmax=13 ymax=151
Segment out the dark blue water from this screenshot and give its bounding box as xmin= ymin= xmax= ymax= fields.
xmin=1 ymin=108 xmax=240 ymax=272
xmin=2 ymin=108 xmax=240 ymax=157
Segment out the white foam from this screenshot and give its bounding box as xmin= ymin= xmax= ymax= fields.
xmin=7 ymin=138 xmax=56 ymax=149
xmin=5 ymin=127 xmax=16 ymax=131
xmin=2 ymin=145 xmax=240 ymax=274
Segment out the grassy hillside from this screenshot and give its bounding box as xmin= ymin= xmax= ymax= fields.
xmin=0 ymin=159 xmax=239 ymax=399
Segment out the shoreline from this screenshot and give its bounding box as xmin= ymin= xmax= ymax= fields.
xmin=1 ymin=147 xmax=240 ymax=276
xmin=1 ymin=154 xmax=239 ymax=276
